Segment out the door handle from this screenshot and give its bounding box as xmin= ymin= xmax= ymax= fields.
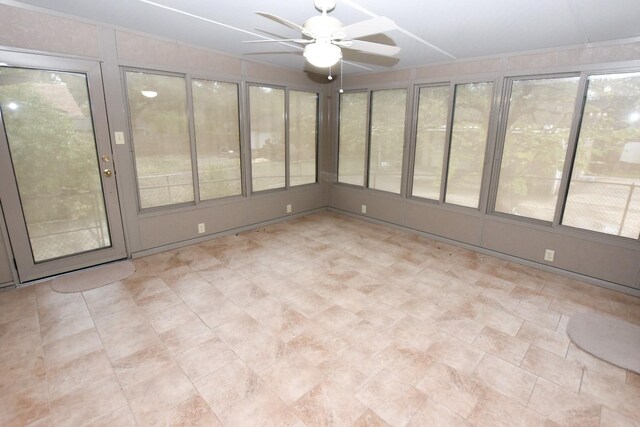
xmin=103 ymin=169 xmax=112 ymax=177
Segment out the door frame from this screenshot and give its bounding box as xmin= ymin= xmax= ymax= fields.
xmin=0 ymin=51 xmax=127 ymax=283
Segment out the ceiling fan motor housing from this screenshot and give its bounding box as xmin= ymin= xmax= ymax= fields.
xmin=303 ymin=15 xmax=343 ymax=39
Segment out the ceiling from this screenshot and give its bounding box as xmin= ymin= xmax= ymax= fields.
xmin=7 ymin=0 xmax=640 ymax=75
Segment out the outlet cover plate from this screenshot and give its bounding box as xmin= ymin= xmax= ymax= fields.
xmin=544 ymin=249 xmax=555 ymax=262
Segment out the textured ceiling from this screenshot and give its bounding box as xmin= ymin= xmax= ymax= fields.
xmin=6 ymin=0 xmax=640 ymax=75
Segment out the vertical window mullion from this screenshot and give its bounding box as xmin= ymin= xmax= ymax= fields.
xmin=440 ymin=83 xmax=456 ymax=203
xmin=185 ymin=75 xmax=200 ymax=204
xmin=285 ymin=88 xmax=290 ymax=188
xmin=554 ymin=73 xmax=589 ymax=226
xmin=478 ymin=77 xmax=502 ymax=214
xmin=488 ymin=77 xmax=515 ymax=214
xmin=364 ymin=90 xmax=372 ymax=188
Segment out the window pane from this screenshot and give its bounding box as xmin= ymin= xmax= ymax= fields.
xmin=563 ymin=72 xmax=640 ymax=238
xmin=412 ymin=86 xmax=450 ymax=200
xmin=0 ymin=67 xmax=111 ymax=262
xmin=126 ymin=71 xmax=193 ymax=209
xmin=338 ymin=92 xmax=367 ymax=186
xmin=495 ymin=77 xmax=579 ymax=221
xmin=445 ymin=82 xmax=494 ymax=208
xmin=192 ymin=79 xmax=242 ymax=200
xmin=369 ymin=89 xmax=407 ymax=194
xmin=250 ymin=86 xmax=285 ymax=192
xmin=290 ymin=90 xmax=318 ymax=186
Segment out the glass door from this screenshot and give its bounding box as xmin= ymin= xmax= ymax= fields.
xmin=0 ymin=52 xmax=126 ymax=282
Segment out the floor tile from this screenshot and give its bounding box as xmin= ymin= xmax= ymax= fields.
xmin=581 ymin=369 xmax=640 ymax=420
xmin=407 ymin=398 xmax=471 ymax=426
xmin=355 ymin=369 xmax=426 ymax=427
xmin=521 ymin=345 xmax=583 ymax=392
xmin=260 ymin=352 xmax=325 ymax=405
xmin=473 ymin=353 xmax=537 ymax=406
xmin=528 ymin=377 xmax=601 ymax=426
xmin=159 ymin=318 xmax=216 ymax=356
xmin=472 ymin=326 xmax=530 ymax=365
xmin=112 ymin=343 xmax=175 ymax=389
xmin=415 ymin=362 xmax=485 ymax=418
xmin=516 ymin=320 xmax=570 ymax=357
xmin=292 ymin=379 xmax=367 ymax=427
xmin=174 ymin=337 xmax=237 ymax=382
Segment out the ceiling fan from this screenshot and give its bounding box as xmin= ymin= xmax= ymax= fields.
xmin=244 ymin=0 xmax=401 ymax=68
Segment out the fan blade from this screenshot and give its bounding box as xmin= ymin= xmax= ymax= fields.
xmin=243 ymin=39 xmax=312 ymax=44
xmin=340 ymin=40 xmax=400 ymax=57
xmin=256 ymin=12 xmax=304 ymax=32
xmin=337 ymin=16 xmax=397 ymax=40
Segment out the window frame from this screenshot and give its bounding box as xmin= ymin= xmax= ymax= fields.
xmin=336 ymin=86 xmax=411 ymax=195
xmin=123 ymin=67 xmax=247 ymax=213
xmin=486 ymin=68 xmax=640 ymax=242
xmin=247 ymin=83 xmax=321 ymax=194
xmin=123 ymin=67 xmax=196 ymax=212
xmin=288 ymin=89 xmax=320 ymax=188
xmin=190 ymin=76 xmax=245 ymax=202
xmin=487 ymin=72 xmax=583 ymax=226
xmin=336 ymin=89 xmax=370 ymax=188
xmin=558 ymin=70 xmax=640 ymax=241
xmin=407 ymin=78 xmax=499 ymax=212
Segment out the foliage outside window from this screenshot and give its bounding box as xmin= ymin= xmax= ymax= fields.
xmin=249 ymin=85 xmax=286 ymax=192
xmin=192 ymin=79 xmax=242 ymax=200
xmin=445 ymin=82 xmax=494 ymax=208
xmin=412 ymin=85 xmax=450 ymax=200
xmin=289 ymin=90 xmax=318 ymax=186
xmin=0 ymin=67 xmax=111 ymax=261
xmin=369 ymin=89 xmax=407 ymax=194
xmin=338 ymin=92 xmax=368 ymax=186
xmin=495 ymin=77 xmax=579 ymax=221
xmin=126 ymin=71 xmax=193 ymax=209
xmin=562 ymin=72 xmax=640 ymax=238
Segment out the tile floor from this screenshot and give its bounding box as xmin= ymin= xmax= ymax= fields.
xmin=1 ymin=211 xmax=639 ymax=426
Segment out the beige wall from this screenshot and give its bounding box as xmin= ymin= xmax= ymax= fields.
xmin=332 ymin=42 xmax=640 ymax=294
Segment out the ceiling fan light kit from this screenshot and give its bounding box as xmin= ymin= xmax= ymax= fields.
xmin=304 ymin=40 xmax=342 ymax=68
xmin=249 ymin=0 xmax=400 ymax=70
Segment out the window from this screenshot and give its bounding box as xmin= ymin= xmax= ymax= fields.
xmin=249 ymin=85 xmax=285 ymax=192
xmin=126 ymin=71 xmax=193 ymax=209
xmin=338 ymin=91 xmax=368 ymax=186
xmin=192 ymin=79 xmax=242 ymax=200
xmin=495 ymin=76 xmax=580 ymax=221
xmin=562 ymin=72 xmax=640 ymax=238
xmin=369 ymin=89 xmax=407 ymax=194
xmin=289 ymin=90 xmax=318 ymax=186
xmin=444 ymin=82 xmax=494 ymax=208
xmin=412 ymin=85 xmax=450 ymax=200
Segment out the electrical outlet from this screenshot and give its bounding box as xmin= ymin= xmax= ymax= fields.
xmin=198 ymin=223 xmax=205 ymax=234
xmin=286 ymin=204 xmax=292 ymax=213
xmin=361 ymin=204 xmax=367 ymax=214
xmin=544 ymin=249 xmax=555 ymax=262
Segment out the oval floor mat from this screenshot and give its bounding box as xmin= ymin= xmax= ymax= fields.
xmin=50 ymin=260 xmax=135 ymax=293
xmin=566 ymin=312 xmax=640 ymax=374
